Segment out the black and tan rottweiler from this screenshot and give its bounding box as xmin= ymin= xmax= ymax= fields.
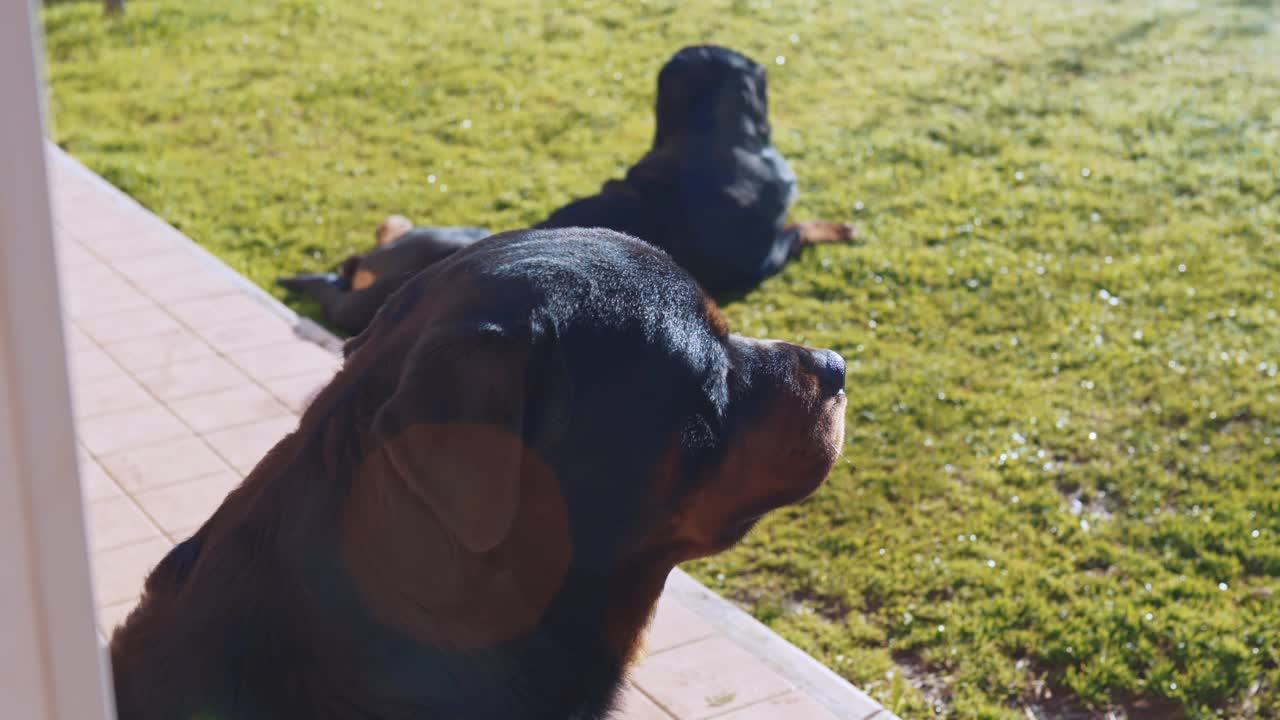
xmin=110 ymin=227 xmax=848 ymax=720
xmin=279 ymin=45 xmax=855 ymax=335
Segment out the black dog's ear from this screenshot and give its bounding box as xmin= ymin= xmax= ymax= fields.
xmin=653 ymin=63 xmax=694 ymax=146
xmin=370 ymin=322 xmax=569 ymax=552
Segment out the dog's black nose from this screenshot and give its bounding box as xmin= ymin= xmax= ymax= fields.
xmin=811 ymin=349 xmax=846 ymax=397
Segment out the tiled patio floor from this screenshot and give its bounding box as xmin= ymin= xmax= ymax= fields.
xmin=48 ymin=145 xmax=895 ymax=720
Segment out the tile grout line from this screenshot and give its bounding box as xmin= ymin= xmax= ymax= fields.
xmin=125 ymin=466 xmax=241 ymax=500
xmin=644 ymin=632 xmax=720 ymax=659
xmin=627 ymin=681 xmax=680 ymax=720
xmin=122 ymin=467 xmax=243 ymax=546
xmin=71 ymin=366 xmax=184 ymax=422
xmin=703 ymin=689 xmax=794 ymax=720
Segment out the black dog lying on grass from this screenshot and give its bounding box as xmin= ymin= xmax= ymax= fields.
xmin=280 ymin=45 xmax=855 ymax=335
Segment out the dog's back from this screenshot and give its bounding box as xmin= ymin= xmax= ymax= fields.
xmin=543 ymin=46 xmax=799 ymax=293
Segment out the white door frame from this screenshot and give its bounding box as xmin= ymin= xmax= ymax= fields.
xmin=0 ymin=2 xmax=117 ymax=719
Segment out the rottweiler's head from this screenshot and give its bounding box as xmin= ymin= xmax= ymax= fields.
xmin=338 ymin=227 xmax=845 ymax=656
xmin=653 ymin=45 xmax=772 ymax=149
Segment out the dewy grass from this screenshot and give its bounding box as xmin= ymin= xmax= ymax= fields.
xmin=42 ymin=1 xmax=1280 ymax=717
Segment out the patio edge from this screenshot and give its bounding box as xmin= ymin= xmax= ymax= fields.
xmin=666 ymin=569 xmax=899 ymax=720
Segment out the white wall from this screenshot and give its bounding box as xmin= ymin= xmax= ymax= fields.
xmin=0 ymin=2 xmax=117 ymax=719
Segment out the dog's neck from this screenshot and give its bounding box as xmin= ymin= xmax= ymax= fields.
xmin=647 ymin=130 xmax=769 ymax=162
xmin=294 ymin=419 xmax=668 ymax=718
xmin=332 ymin=440 xmax=670 ymax=719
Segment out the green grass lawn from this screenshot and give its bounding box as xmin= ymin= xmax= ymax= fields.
xmin=42 ymin=0 xmax=1280 ymax=717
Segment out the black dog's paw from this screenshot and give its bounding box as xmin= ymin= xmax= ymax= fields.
xmin=792 ymin=221 xmax=859 ymax=245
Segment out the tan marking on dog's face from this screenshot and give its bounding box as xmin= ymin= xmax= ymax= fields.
xmin=607 ymin=339 xmax=845 ymax=666
xmin=352 ymin=268 xmax=378 ymax=291
xmin=671 ymin=379 xmax=844 ymax=558
xmin=637 ymin=339 xmax=845 ymax=565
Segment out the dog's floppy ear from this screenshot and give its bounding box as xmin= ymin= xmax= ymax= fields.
xmin=370 ymin=321 xmax=566 ymax=553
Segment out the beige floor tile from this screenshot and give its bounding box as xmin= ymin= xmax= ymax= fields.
xmin=58 ymin=197 xmax=136 ymax=235
xmin=168 ymin=383 xmax=291 ymax=434
xmin=132 ymin=471 xmax=239 ymax=537
xmin=69 ymin=344 xmax=125 ymax=383
xmin=139 ymin=271 xmax=241 ymax=304
xmin=63 ymin=278 xmax=153 ymax=320
xmin=57 ymin=186 xmax=102 ymax=212
xmin=102 ymin=330 xmax=216 ymax=374
xmin=167 ymin=292 xmax=276 ymax=328
xmin=203 ymin=415 xmax=298 ymax=474
xmin=78 ymin=305 xmax=183 ymax=344
xmin=98 ymin=597 xmax=138 ymax=638
xmin=78 ymin=403 xmax=190 ymax=456
xmin=62 ymin=263 xmax=119 ymax=286
xmin=59 ymin=195 xmax=130 ymax=232
xmin=227 ymin=340 xmax=340 ymax=382
xmin=632 ymin=637 xmax=793 ymax=719
xmin=56 ymin=240 xmax=98 ymax=269
xmin=711 ymin=692 xmax=843 ymax=720
xmin=98 ymin=435 xmax=234 ymax=494
xmin=133 ymin=355 xmax=251 ymax=402
xmin=78 ymin=222 xmax=180 ymax=260
xmin=87 ymin=496 xmax=162 ymax=552
xmin=614 ymin=684 xmax=675 ymax=720
xmin=194 ymin=313 xmax=300 ymax=353
xmin=92 ymin=537 xmax=173 ymax=606
xmin=261 ymin=369 xmax=336 ymax=414
xmin=60 ymin=262 xmax=150 ymax=310
xmin=72 ymin=373 xmax=153 ymax=420
xmin=50 ymin=178 xmax=100 ymax=208
xmin=64 ymin=323 xmax=95 ymax=352
xmin=111 ymin=250 xmax=209 ymax=281
xmin=646 ymin=594 xmax=717 ymax=654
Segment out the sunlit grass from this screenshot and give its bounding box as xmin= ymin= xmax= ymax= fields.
xmin=43 ymin=1 xmax=1280 ymax=716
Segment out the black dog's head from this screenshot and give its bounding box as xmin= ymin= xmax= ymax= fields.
xmin=338 ymin=227 xmax=846 ymax=658
xmin=653 ymin=45 xmax=772 ymax=150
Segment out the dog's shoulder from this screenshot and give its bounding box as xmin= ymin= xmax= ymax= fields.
xmin=143 ymin=526 xmax=207 ymax=597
